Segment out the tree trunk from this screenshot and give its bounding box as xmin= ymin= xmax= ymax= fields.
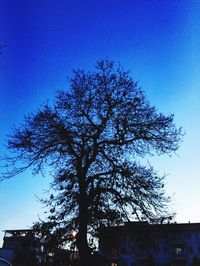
xmin=77 ymin=199 xmax=91 ymax=266
xmin=77 ymin=171 xmax=92 ymax=266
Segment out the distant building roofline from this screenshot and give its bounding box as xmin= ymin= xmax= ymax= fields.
xmin=99 ymin=221 xmax=200 ymax=233
xmin=3 ymin=229 xmax=35 ymax=233
xmin=2 ymin=229 xmax=38 ymax=239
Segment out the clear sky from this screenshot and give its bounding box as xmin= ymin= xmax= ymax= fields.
xmin=0 ymin=0 xmax=200 ymax=245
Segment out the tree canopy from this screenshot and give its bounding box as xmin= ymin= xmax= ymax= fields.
xmin=2 ymin=60 xmax=182 ymax=265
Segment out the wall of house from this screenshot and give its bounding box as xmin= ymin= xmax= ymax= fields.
xmin=0 ymin=250 xmax=14 ymax=264
xmin=99 ymin=223 xmax=200 ymax=266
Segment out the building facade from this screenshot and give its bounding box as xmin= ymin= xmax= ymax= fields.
xmin=99 ymin=222 xmax=200 ymax=266
xmin=0 ymin=229 xmax=75 ymax=266
xmin=0 ymin=229 xmax=44 ymax=266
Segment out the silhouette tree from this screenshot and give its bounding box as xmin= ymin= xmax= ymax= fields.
xmin=2 ymin=60 xmax=182 ymax=266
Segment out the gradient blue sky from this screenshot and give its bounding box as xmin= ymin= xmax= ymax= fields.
xmin=0 ymin=0 xmax=200 ymax=245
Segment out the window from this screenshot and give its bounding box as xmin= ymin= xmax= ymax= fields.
xmin=171 ymin=243 xmax=185 ymax=255
xmin=175 ymin=247 xmax=182 ymax=255
xmin=187 ymin=246 xmax=192 ymax=254
xmin=111 ymin=248 xmax=119 ymax=255
xmin=4 ymin=241 xmax=17 ymax=249
xmin=111 ymin=263 xmax=117 ymax=266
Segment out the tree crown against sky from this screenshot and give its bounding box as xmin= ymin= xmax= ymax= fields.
xmin=1 ymin=60 xmax=182 ymax=264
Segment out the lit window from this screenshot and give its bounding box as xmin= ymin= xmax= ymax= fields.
xmin=111 ymin=263 xmax=117 ymax=266
xmin=175 ymin=247 xmax=182 ymax=254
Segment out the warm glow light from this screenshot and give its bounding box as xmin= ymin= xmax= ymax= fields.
xmin=72 ymin=231 xmax=77 ymax=238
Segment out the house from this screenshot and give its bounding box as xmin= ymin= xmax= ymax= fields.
xmin=99 ymin=221 xmax=200 ymax=266
xmin=0 ymin=229 xmax=44 ymax=265
xmin=0 ymin=229 xmax=74 ymax=266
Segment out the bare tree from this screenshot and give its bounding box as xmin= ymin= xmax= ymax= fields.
xmin=2 ymin=60 xmax=182 ymax=266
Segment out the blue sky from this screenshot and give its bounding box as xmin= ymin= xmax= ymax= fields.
xmin=0 ymin=0 xmax=200 ymax=245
